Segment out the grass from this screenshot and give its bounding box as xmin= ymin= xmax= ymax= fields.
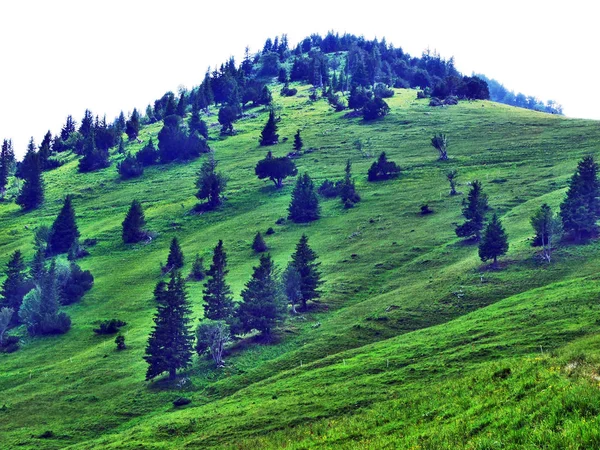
xmin=1 ymin=85 xmax=600 ymax=449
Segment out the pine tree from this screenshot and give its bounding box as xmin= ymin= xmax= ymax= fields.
xmin=38 ymin=131 xmax=53 ymax=169
xmin=0 ymin=139 xmax=14 ymax=198
xmin=259 ymin=110 xmax=279 ymax=146
xmin=188 ymin=254 xmax=206 ymax=281
xmin=48 ymin=195 xmax=79 ymax=255
xmin=122 ymin=200 xmax=146 ymax=244
xmin=252 ymin=232 xmax=268 ymax=252
xmin=203 ymin=240 xmax=234 ymax=322
xmin=176 ymin=92 xmax=186 ymax=117
xmin=237 ymin=254 xmax=283 ymax=337
xmin=455 ymin=180 xmax=488 ymax=240
xmin=144 ymin=272 xmax=194 ymax=380
xmin=166 ymin=237 xmax=184 ymax=271
xmin=30 ymin=247 xmax=46 ymax=281
xmin=16 ymin=140 xmax=44 ymax=210
xmin=79 ymin=109 xmax=94 ymax=138
xmin=288 ymin=173 xmax=320 ymax=223
xmin=0 ymin=250 xmax=30 ymax=325
xmin=293 ymin=129 xmax=303 ymax=152
xmin=531 ymin=203 xmax=562 ymax=262
xmin=291 ymin=234 xmax=322 ymax=310
xmin=560 ymin=155 xmax=600 ymax=241
xmin=125 ymin=108 xmax=141 ymax=141
xmin=61 ymin=115 xmax=76 ymax=141
xmin=339 ymin=160 xmax=360 ymax=208
xmin=196 ymin=155 xmax=227 ymax=209
xmin=478 ymin=213 xmax=509 ymax=266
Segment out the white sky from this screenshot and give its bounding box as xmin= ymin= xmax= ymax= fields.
xmin=1 ymin=0 xmax=598 ymax=156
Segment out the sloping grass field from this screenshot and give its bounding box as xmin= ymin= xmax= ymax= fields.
xmin=1 ymin=86 xmax=600 ymax=449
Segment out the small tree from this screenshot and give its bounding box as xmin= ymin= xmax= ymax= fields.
xmin=456 ymin=180 xmax=488 ymax=240
xmin=259 ymin=110 xmax=279 ymax=146
xmin=237 ymin=254 xmax=283 ymax=337
xmin=125 ymin=108 xmax=140 ymax=141
xmin=195 ymin=319 xmax=231 ymax=367
xmin=16 ymin=141 xmax=44 ymax=210
xmin=282 ymin=262 xmax=301 ymax=314
xmin=49 ymin=195 xmax=80 ymax=255
xmin=478 ymin=213 xmax=509 ymax=266
xmin=339 ymin=160 xmax=360 ymax=208
xmin=288 ymin=173 xmax=320 ymax=223
xmin=144 ymin=272 xmax=194 ymax=380
xmin=252 ymin=232 xmax=268 ymax=252
xmin=117 ymin=153 xmax=144 ymax=179
xmin=291 ymin=234 xmax=322 ymax=310
xmin=431 ymin=133 xmax=449 ymax=161
xmin=218 ymin=106 xmax=237 ymax=135
xmin=122 ymin=200 xmax=146 ymax=244
xmin=203 ymin=240 xmax=234 ymax=322
xmin=0 ymin=307 xmax=13 ymax=344
xmin=166 ymin=237 xmax=184 ymax=272
xmin=188 ymin=254 xmax=206 ymax=281
xmin=0 ymin=251 xmax=30 ymax=324
xmin=363 ymin=97 xmax=390 ymax=120
xmin=293 ymin=129 xmax=303 ymax=152
xmin=115 ymin=335 xmax=126 ymax=350
xmin=367 ymin=152 xmax=400 ymax=181
xmin=255 ymin=151 xmax=297 ymax=188
xmin=196 ymin=155 xmax=227 ymax=209
xmin=447 ymin=169 xmax=458 ymax=195
xmin=531 ymin=204 xmax=562 ymax=262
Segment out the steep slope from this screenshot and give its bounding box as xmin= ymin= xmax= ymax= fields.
xmin=1 ymin=86 xmax=599 ymax=449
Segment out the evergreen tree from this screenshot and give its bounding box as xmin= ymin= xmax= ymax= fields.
xmin=136 ymin=138 xmax=159 ymax=166
xmin=196 ymin=155 xmax=227 ymax=209
xmin=16 ymin=140 xmax=44 ymax=210
xmin=252 ymin=232 xmax=268 ymax=252
xmin=560 ymin=155 xmax=600 ymax=241
xmin=291 ymin=234 xmax=322 ymax=310
xmin=0 ymin=139 xmax=14 ymax=198
xmin=61 ymin=115 xmax=76 ymax=141
xmin=38 ymin=131 xmax=53 ymax=169
xmin=259 ymin=110 xmax=279 ymax=146
xmin=176 ymin=92 xmax=186 ymax=117
xmin=478 ymin=213 xmax=509 ymax=266
xmin=166 ymin=237 xmax=184 ymax=271
xmin=293 ymin=129 xmax=303 ymax=152
xmin=288 ymin=173 xmax=320 ymax=223
xmin=531 ymin=203 xmax=562 ymax=262
xmin=144 ymin=272 xmax=194 ymax=380
xmin=282 ymin=262 xmax=302 ymax=314
xmin=203 ymin=240 xmax=234 ymax=322
xmin=79 ymin=129 xmax=110 ymax=172
xmin=367 ymin=152 xmax=400 ymax=181
xmin=188 ymin=254 xmax=206 ymax=281
xmin=78 ymin=109 xmax=94 ymax=138
xmin=255 ymin=151 xmax=297 ymax=188
xmin=455 ymin=180 xmax=488 ymax=240
xmin=339 ymin=160 xmax=360 ymax=208
xmin=30 ymin=247 xmax=46 ymax=281
xmin=48 ymin=195 xmax=79 ymax=255
xmin=125 ymin=108 xmax=141 ymax=141
xmin=237 ymin=254 xmax=283 ymax=337
xmin=117 ymin=153 xmax=144 ymax=179
xmin=0 ymin=250 xmax=30 ymax=325
xmin=122 ymin=200 xmax=146 ymax=244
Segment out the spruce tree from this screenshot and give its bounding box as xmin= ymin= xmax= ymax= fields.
xmin=61 ymin=115 xmax=76 ymax=140
xmin=30 ymin=247 xmax=46 ymax=281
xmin=188 ymin=254 xmax=206 ymax=281
xmin=0 ymin=250 xmax=30 ymax=325
xmin=293 ymin=129 xmax=303 ymax=152
xmin=166 ymin=237 xmax=184 ymax=271
xmin=16 ymin=140 xmax=44 ymax=211
xmin=0 ymin=139 xmax=13 ymax=199
xmin=478 ymin=213 xmax=509 ymax=266
xmin=339 ymin=160 xmax=360 ymax=208
xmin=49 ymin=195 xmax=79 ymax=255
xmin=203 ymin=240 xmax=234 ymax=322
xmin=252 ymin=232 xmax=268 ymax=252
xmin=125 ymin=108 xmax=141 ymax=141
xmin=291 ymin=234 xmax=322 ymax=310
xmin=38 ymin=131 xmax=53 ymax=170
xmin=455 ymin=180 xmax=488 ymax=240
xmin=259 ymin=110 xmax=279 ymax=146
xmin=144 ymin=272 xmax=194 ymax=380
xmin=122 ymin=200 xmax=146 ymax=244
xmin=196 ymin=155 xmax=227 ymax=209
xmin=237 ymin=254 xmax=283 ymax=337
xmin=560 ymin=155 xmax=600 ymax=241
xmin=288 ymin=173 xmax=320 ymax=223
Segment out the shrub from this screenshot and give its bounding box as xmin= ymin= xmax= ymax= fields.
xmin=265 ymin=227 xmax=275 ymax=235
xmin=0 ymin=335 xmax=19 ymax=353
xmin=417 ymin=90 xmax=427 ymax=99
xmin=117 ymin=153 xmax=144 ymax=179
xmin=318 ymin=179 xmax=341 ymax=198
xmin=252 ymin=232 xmax=268 ymax=253
xmin=94 ymin=319 xmax=127 ymax=335
xmin=280 ymin=85 xmax=298 ymax=97
xmin=429 ymin=97 xmax=443 ymax=107
xmin=444 ymin=96 xmax=459 ymax=106
xmin=368 ymin=152 xmax=400 ymax=181
xmin=115 ymin=335 xmax=126 ymax=350
xmin=173 ymin=397 xmax=192 ymax=407
xmin=135 ymin=140 xmax=159 ymax=166
xmin=420 ymin=204 xmax=433 ymax=215
xmin=363 ymin=97 xmax=390 ymax=120
xmin=374 ymin=83 xmax=394 ymax=98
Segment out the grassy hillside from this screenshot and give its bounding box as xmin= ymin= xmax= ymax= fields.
xmin=1 ymin=86 xmax=600 ymax=449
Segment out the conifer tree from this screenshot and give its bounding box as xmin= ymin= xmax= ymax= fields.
xmin=0 ymin=139 xmax=14 ymax=199
xmin=125 ymin=108 xmax=141 ymax=141
xmin=166 ymin=237 xmax=184 ymax=271
xmin=455 ymin=180 xmax=488 ymax=240
xmin=16 ymin=140 xmax=44 ymax=210
xmin=61 ymin=115 xmax=76 ymax=140
xmin=560 ymin=155 xmax=600 ymax=241
xmin=144 ymin=272 xmax=194 ymax=380
xmin=0 ymin=250 xmax=30 ymax=325
xmin=259 ymin=110 xmax=279 ymax=146
xmin=38 ymin=131 xmax=53 ymax=169
xmin=79 ymin=109 xmax=94 ymax=138
xmin=176 ymin=92 xmax=186 ymax=117
xmin=196 ymin=155 xmax=227 ymax=209
xmin=288 ymin=173 xmax=320 ymax=223
xmin=339 ymin=160 xmax=360 ymax=208
xmin=48 ymin=195 xmax=79 ymax=255
xmin=478 ymin=213 xmax=509 ymax=266
xmin=79 ymin=129 xmax=110 ymax=172
xmin=122 ymin=200 xmax=146 ymax=244
xmin=252 ymin=232 xmax=268 ymax=252
xmin=291 ymin=234 xmax=322 ymax=310
xmin=293 ymin=129 xmax=303 ymax=152
xmin=188 ymin=254 xmax=206 ymax=281
xmin=203 ymin=240 xmax=234 ymax=322
xmin=30 ymin=247 xmax=46 ymax=282
xmin=237 ymin=254 xmax=283 ymax=337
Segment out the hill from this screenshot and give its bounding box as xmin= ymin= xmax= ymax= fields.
xmin=1 ymin=42 xmax=600 ymax=448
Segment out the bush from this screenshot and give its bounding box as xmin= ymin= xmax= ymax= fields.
xmin=115 ymin=335 xmax=126 ymax=350
xmin=117 ymin=153 xmax=144 ymax=179
xmin=265 ymin=227 xmax=275 ymax=235
xmin=368 ymin=152 xmax=400 ymax=181
xmin=94 ymin=319 xmax=127 ymax=335
xmin=173 ymin=397 xmax=192 ymax=407
xmin=417 ymin=90 xmax=427 ymax=99
xmin=60 ymin=263 xmax=94 ymax=305
xmin=327 ymin=93 xmax=347 ymax=111
xmin=280 ymin=85 xmax=297 ymax=97
xmin=136 ymin=140 xmax=159 ymax=166
xmin=318 ymin=179 xmax=341 ymax=198
xmin=444 ymin=96 xmax=459 ymax=106
xmin=429 ymin=97 xmax=443 ymax=107
xmin=0 ymin=335 xmax=19 ymax=353
xmin=374 ymin=83 xmax=394 ymax=98
xmin=363 ymin=97 xmax=390 ymax=120
xmin=420 ymin=204 xmax=433 ymax=215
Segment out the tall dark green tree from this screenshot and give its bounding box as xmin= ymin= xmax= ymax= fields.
xmin=255 ymin=151 xmax=297 ymax=188
xmin=49 ymin=195 xmax=79 ymax=255
xmin=259 ymin=110 xmax=279 ymax=146
xmin=237 ymin=254 xmax=283 ymax=337
xmin=38 ymin=131 xmax=53 ymax=169
xmin=0 ymin=139 xmax=15 ymax=199
xmin=478 ymin=214 xmax=509 ymax=266
xmin=61 ymin=115 xmax=76 ymax=140
xmin=196 ymin=155 xmax=227 ymax=209
xmin=560 ymin=156 xmax=600 ymax=241
xmin=144 ymin=272 xmax=194 ymax=380
xmin=125 ymin=108 xmax=141 ymax=141
xmin=0 ymin=250 xmax=30 ymax=325
xmin=455 ymin=180 xmax=488 ymax=240
xmin=252 ymin=232 xmax=268 ymax=252
xmin=293 ymin=129 xmax=303 ymax=152
xmin=203 ymin=240 xmax=234 ymax=322
xmin=122 ymin=200 xmax=146 ymax=244
xmin=339 ymin=160 xmax=360 ymax=208
xmin=16 ymin=140 xmax=44 ymax=210
xmin=166 ymin=237 xmax=184 ymax=271
xmin=79 ymin=129 xmax=110 ymax=172
xmin=291 ymin=234 xmax=322 ymax=310
xmin=288 ymin=173 xmax=320 ymax=223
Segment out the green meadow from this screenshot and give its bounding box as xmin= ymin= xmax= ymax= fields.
xmin=2 ymin=86 xmax=600 ymax=449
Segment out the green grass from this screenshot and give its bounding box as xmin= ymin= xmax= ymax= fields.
xmin=1 ymin=85 xmax=600 ymax=449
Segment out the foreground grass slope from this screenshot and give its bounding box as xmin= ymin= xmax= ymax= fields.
xmin=1 ymin=86 xmax=600 ymax=449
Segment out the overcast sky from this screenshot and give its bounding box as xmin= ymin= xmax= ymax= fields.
xmin=1 ymin=0 xmax=597 ymax=156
